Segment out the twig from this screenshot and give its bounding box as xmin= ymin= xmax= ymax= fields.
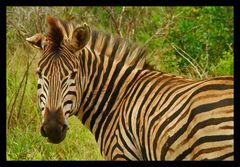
xmin=26 ymin=112 xmax=39 ymax=126
xmin=17 ymin=48 xmax=31 ymax=120
xmin=118 ymin=7 xmax=125 ymax=34
xmin=170 ymin=43 xmax=204 ymax=79
xmin=144 ymin=11 xmax=183 ymax=47
xmin=171 ymin=43 xmax=206 ymax=77
xmin=103 ymin=7 xmax=122 ymax=37
xmin=34 ymin=7 xmax=44 ymax=33
xmin=203 ymin=37 xmax=209 ymax=76
xmin=7 ymin=52 xmax=38 ymax=128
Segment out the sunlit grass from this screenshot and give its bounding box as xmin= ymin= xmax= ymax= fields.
xmin=7 ymin=117 xmax=103 ymax=160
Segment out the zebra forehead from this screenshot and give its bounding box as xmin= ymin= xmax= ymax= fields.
xmin=38 ymin=54 xmax=77 ymax=78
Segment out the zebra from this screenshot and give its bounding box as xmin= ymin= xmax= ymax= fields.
xmin=26 ymin=16 xmax=234 ymax=160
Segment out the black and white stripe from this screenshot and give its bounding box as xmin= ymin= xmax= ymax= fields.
xmin=32 ymin=17 xmax=233 ymax=160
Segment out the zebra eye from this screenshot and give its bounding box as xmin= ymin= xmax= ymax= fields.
xmin=70 ymin=70 xmax=77 ymax=79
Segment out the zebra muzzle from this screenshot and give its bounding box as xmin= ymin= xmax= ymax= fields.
xmin=40 ymin=123 xmax=69 ymax=144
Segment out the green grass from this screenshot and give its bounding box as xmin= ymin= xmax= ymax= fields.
xmin=7 ymin=117 xmax=103 ymax=160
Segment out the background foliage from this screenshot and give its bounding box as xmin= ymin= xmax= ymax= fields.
xmin=6 ymin=6 xmax=233 ymax=160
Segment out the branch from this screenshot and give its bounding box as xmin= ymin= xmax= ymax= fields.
xmin=118 ymin=7 xmax=125 ymax=33
xmin=7 ymin=52 xmax=38 ymax=128
xmin=103 ymin=7 xmax=123 ymax=37
xmin=170 ymin=43 xmax=204 ymax=79
xmin=144 ymin=11 xmax=183 ymax=47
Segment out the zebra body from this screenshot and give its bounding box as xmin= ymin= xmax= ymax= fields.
xmin=26 ymin=17 xmax=234 ymax=160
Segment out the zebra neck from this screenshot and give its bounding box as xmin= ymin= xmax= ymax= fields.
xmin=76 ymin=51 xmax=143 ymax=138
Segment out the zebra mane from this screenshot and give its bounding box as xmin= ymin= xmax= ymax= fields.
xmin=87 ymin=30 xmax=149 ymax=69
xmin=46 ymin=16 xmax=149 ymax=69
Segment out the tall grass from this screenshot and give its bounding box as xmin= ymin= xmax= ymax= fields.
xmin=6 ymin=6 xmax=233 ymax=160
xmin=7 ymin=117 xmax=103 ymax=160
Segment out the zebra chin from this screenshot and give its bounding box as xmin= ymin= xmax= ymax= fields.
xmin=47 ymin=136 xmax=66 ymax=144
xmin=40 ymin=124 xmax=68 ymax=144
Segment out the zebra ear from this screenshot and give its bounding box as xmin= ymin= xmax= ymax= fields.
xmin=26 ymin=33 xmax=47 ymax=50
xmin=70 ymin=23 xmax=90 ymax=52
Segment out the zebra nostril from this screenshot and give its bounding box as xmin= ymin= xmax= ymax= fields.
xmin=40 ymin=126 xmax=47 ymax=137
xmin=62 ymin=124 xmax=69 ymax=133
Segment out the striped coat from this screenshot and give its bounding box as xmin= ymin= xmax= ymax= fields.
xmin=26 ymin=16 xmax=234 ymax=160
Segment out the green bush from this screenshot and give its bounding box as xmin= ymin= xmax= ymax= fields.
xmin=210 ymin=43 xmax=233 ymax=76
xmin=158 ymin=7 xmax=233 ymax=78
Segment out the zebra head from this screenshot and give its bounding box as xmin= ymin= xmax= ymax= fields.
xmin=26 ymin=17 xmax=90 ymax=144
